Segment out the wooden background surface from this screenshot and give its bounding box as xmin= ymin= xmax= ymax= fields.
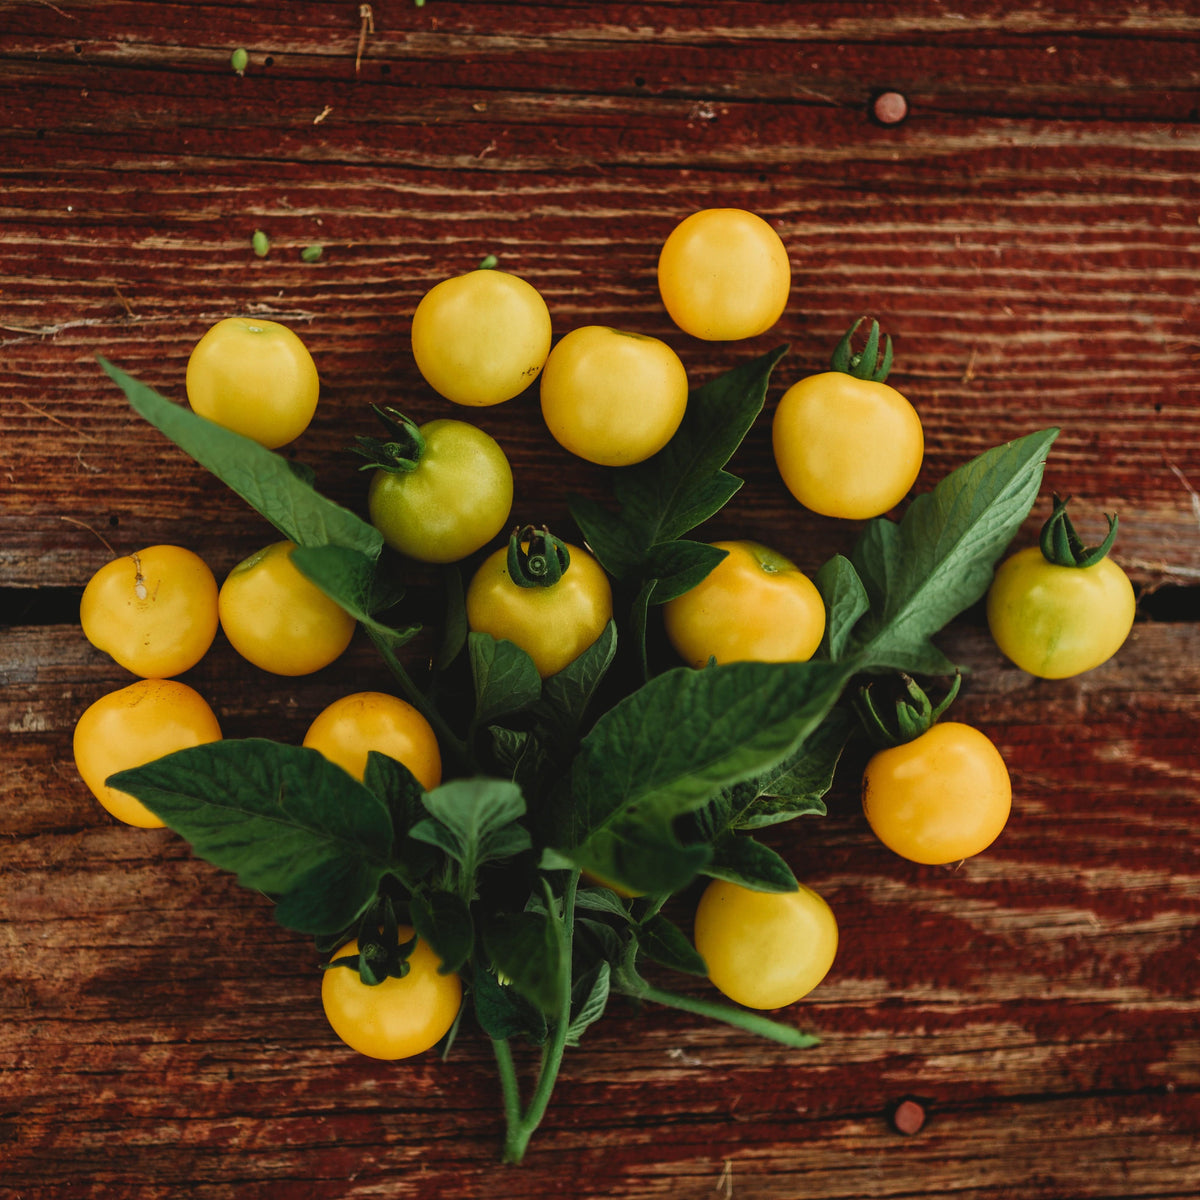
xmin=2 ymin=3 xmax=1198 ymax=1197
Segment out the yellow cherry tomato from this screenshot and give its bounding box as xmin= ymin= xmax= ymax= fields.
xmin=218 ymin=541 xmax=355 ymax=676
xmin=987 ymin=546 xmax=1135 ymax=679
xmin=465 ymin=540 xmax=612 ymax=679
xmin=411 ymin=269 xmax=552 ymax=407
xmin=322 ymin=934 xmax=462 ymax=1060
xmin=303 ymin=692 xmax=442 ymax=791
xmin=73 ymin=679 xmax=222 ymax=828
xmin=186 ymin=317 xmax=320 ymax=448
xmin=662 ymin=540 xmax=825 ymax=667
xmin=862 ymin=722 xmax=1012 ymax=865
xmin=693 ymin=879 xmax=838 ymax=1010
xmin=80 ymin=545 xmax=218 ymax=678
xmin=772 ymin=371 xmax=923 ymax=519
xmin=539 ymin=326 xmax=688 ymax=467
xmin=657 ymin=208 xmax=791 ymax=341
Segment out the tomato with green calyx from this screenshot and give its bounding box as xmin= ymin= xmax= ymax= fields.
xmin=80 ymin=544 xmax=218 ymax=678
xmin=772 ymin=318 xmax=923 ymax=519
xmin=987 ymin=495 xmax=1135 ymax=679
xmin=693 ymin=878 xmax=838 ymax=1010
xmin=858 ymin=675 xmax=1012 ymax=865
xmin=466 ymin=525 xmax=613 ymax=679
xmin=304 ymin=691 xmax=442 ymax=791
xmin=411 ymin=269 xmax=552 ymax=407
xmin=657 ymin=208 xmax=791 ymax=341
xmin=539 ymin=325 xmax=688 ymax=467
xmin=218 ymin=540 xmax=355 ymax=676
xmin=186 ymin=317 xmax=319 ymax=448
xmin=662 ymin=540 xmax=825 ymax=667
xmin=73 ymin=678 xmax=222 ymax=828
xmin=352 ymin=406 xmax=513 ymax=564
xmin=322 ymin=933 xmax=462 ymax=1060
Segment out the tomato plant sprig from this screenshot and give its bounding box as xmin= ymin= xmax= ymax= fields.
xmin=99 ymin=346 xmax=1059 ymax=1162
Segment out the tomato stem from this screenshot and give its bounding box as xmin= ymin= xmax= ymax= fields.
xmin=351 ymin=406 xmax=426 ymax=474
xmin=830 ymin=316 xmax=893 ymax=382
xmin=506 ymin=525 xmax=571 ymax=589
xmin=855 ymin=672 xmax=961 ymax=748
xmin=496 ymin=868 xmax=580 ymax=1164
xmin=1038 ymin=493 xmax=1119 ymax=569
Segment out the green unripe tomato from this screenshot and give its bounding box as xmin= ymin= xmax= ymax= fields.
xmin=366 ymin=418 xmax=513 ymax=564
xmin=986 ymin=546 xmax=1135 ymax=679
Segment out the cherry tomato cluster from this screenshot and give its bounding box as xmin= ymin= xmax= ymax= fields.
xmin=75 ymin=206 xmax=1137 ymax=1053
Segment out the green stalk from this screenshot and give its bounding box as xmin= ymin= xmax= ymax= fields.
xmin=366 ymin=626 xmax=472 ymax=771
xmin=633 ymin=981 xmax=819 ymax=1049
xmin=496 ymin=869 xmax=580 ymax=1164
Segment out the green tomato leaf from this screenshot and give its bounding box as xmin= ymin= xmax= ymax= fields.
xmin=410 ymin=778 xmax=532 ymax=877
xmin=815 ymin=555 xmax=871 ymax=661
xmin=107 ymin=740 xmax=394 ymax=935
xmin=99 ymin=358 xmax=383 ymax=558
xmin=724 ymin=706 xmax=854 ymax=831
xmin=568 ymin=346 xmax=788 ymax=580
xmin=610 ymin=345 xmax=790 ymax=550
xmin=565 ymin=962 xmax=611 ymax=1047
xmin=469 ymin=633 xmax=542 ymax=729
xmin=410 ymin=888 xmax=474 ymax=975
xmin=361 ymin=751 xmax=438 ymax=876
xmin=481 ymin=910 xmax=563 ymax=1015
xmin=551 ymin=658 xmax=853 ymax=895
xmin=702 ymin=834 xmax=799 ymax=893
xmin=531 ymin=619 xmax=617 ymax=743
xmin=846 ymin=428 xmax=1059 ymax=673
xmin=636 ymin=913 xmax=708 ymax=977
xmin=291 ymin=542 xmax=420 ymax=647
xmin=472 ymin=965 xmax=548 ymax=1045
xmin=643 ymin=541 xmax=730 ymax=606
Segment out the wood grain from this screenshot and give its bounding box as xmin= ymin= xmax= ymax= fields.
xmin=3 ymin=624 xmax=1198 ymax=1198
xmin=2 ymin=4 xmax=1198 ymax=1197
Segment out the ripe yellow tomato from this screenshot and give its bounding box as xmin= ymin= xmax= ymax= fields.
xmin=466 ymin=539 xmax=613 ymax=678
xmin=772 ymin=371 xmax=923 ymax=519
xmin=662 ymin=540 xmax=825 ymax=667
xmin=80 ymin=545 xmax=218 ymax=678
xmin=862 ymin=722 xmax=1012 ymax=865
xmin=657 ymin=208 xmax=791 ymax=341
xmin=411 ymin=269 xmax=552 ymax=406
xmin=218 ymin=541 xmax=356 ymax=676
xmin=186 ymin=317 xmax=320 ymax=448
xmin=987 ymin=546 xmax=1136 ymax=679
xmin=322 ymin=934 xmax=463 ymax=1060
xmin=539 ymin=326 xmax=688 ymax=466
xmin=303 ymin=692 xmax=442 ymax=791
xmin=693 ymin=879 xmax=838 ymax=1009
xmin=73 ymin=679 xmax=222 ymax=828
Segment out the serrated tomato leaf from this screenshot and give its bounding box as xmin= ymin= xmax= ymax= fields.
xmin=410 ymin=888 xmax=474 ymax=975
xmin=469 ymin=633 xmax=542 ymax=729
xmin=481 ymin=910 xmax=563 ymax=1014
xmin=702 ymin=834 xmax=799 ymax=893
xmin=107 ymin=740 xmax=395 ymax=935
xmin=846 ymin=427 xmax=1059 ymax=673
xmin=568 ymin=346 xmax=788 ymax=580
xmin=551 ymin=658 xmax=853 ymax=895
xmin=291 ymin=543 xmax=420 ymax=648
xmin=99 ymin=358 xmax=383 ymax=559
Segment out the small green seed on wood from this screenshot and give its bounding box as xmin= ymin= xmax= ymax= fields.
xmin=300 ymin=245 xmax=324 ymax=263
xmin=231 ymin=47 xmax=249 ymax=75
xmin=252 ymin=230 xmax=270 ymax=257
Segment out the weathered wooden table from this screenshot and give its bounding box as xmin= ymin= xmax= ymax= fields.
xmin=3 ymin=4 xmax=1198 ymax=1197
